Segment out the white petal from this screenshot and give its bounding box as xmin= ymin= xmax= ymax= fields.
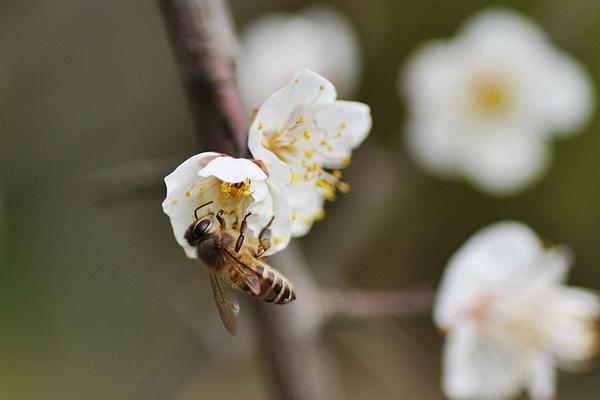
xmin=199 ymin=156 xmax=267 ymax=183
xmin=308 ymin=100 xmax=372 ymax=159
xmin=545 ymin=287 xmax=600 ymax=363
xmin=443 ymin=323 xmax=522 ymax=400
xmin=537 ymin=52 xmax=594 ymax=135
xmin=163 ymin=152 xmax=221 ymax=198
xmin=434 ymin=221 xmax=543 ymax=329
xmin=460 ymin=9 xmax=549 ymax=57
xmin=527 ymin=352 xmax=556 ymax=400
xmin=402 ymin=41 xmax=465 ymax=118
xmin=404 ymin=118 xmax=462 ymax=178
xmin=250 ymin=68 xmax=337 ymax=134
xmin=459 ymin=131 xmax=550 ymax=196
xmin=287 ymin=182 xmax=325 ymax=237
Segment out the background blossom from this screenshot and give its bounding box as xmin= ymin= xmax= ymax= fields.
xmin=435 ymin=221 xmax=600 ymax=400
xmin=401 ymin=8 xmax=594 ymax=195
xmin=237 ymin=6 xmax=362 ymax=112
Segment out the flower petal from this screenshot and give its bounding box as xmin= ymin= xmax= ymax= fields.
xmin=545 ymin=287 xmax=600 ymax=363
xmin=537 ymin=53 xmax=594 ymax=135
xmin=199 ymin=156 xmax=267 ymax=183
xmin=459 ymin=130 xmax=550 ymax=196
xmin=527 ymin=352 xmax=556 ymax=400
xmin=250 ymin=68 xmax=337 ymax=134
xmin=443 ymin=322 xmax=522 ymax=400
xmin=434 ymin=221 xmax=543 ymax=329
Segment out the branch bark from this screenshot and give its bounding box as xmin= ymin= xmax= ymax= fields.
xmin=159 ymin=0 xmax=247 ymax=154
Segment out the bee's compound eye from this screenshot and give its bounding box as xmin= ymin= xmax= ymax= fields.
xmin=193 ymin=219 xmax=211 ymax=237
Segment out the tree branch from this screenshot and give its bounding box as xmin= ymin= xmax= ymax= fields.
xmin=159 ymin=0 xmax=247 ymax=154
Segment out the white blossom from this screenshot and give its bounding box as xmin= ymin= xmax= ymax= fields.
xmin=401 ymin=8 xmax=594 ymax=195
xmin=435 ymin=221 xmax=599 ymax=400
xmin=162 ymin=152 xmax=292 ymax=258
xmin=248 ymin=68 xmax=371 ymax=236
xmin=237 ymin=6 xmax=362 ymax=112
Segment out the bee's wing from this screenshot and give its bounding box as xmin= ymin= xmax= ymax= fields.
xmin=208 ymin=272 xmax=239 ymax=335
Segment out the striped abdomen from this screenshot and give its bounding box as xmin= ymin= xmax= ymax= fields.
xmin=247 ymin=264 xmax=296 ymax=304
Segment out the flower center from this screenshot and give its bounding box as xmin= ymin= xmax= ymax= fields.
xmin=262 ymin=117 xmax=351 ymax=201
xmin=470 ymin=75 xmax=513 ymax=117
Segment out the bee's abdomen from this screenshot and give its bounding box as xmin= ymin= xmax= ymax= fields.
xmin=254 ymin=265 xmax=296 ymax=304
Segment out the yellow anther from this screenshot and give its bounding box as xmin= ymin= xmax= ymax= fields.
xmin=171 ymin=199 xmax=178 ymax=206
xmin=198 ymin=188 xmax=205 ymax=195
xmin=303 ymin=131 xmax=311 ymax=140
xmin=319 ymin=139 xmax=327 ymax=146
xmin=294 ymin=79 xmax=299 ymax=83
xmin=342 ymin=157 xmax=351 ymax=167
xmin=304 ymin=150 xmax=313 ymax=159
xmin=292 ymin=212 xmax=297 ymax=221
xmin=274 ymin=236 xmax=283 ymax=244
xmin=296 ymin=117 xmax=305 ymax=124
xmin=308 ymin=162 xmax=318 ymax=172
xmin=301 ymin=160 xmax=307 ymax=166
xmin=327 ymin=145 xmax=333 ymax=152
xmin=332 ymin=170 xmax=342 ymax=179
xmin=336 ymin=131 xmax=343 ymax=138
xmin=185 ymin=191 xmax=191 ymax=198
xmin=257 ymin=122 xmax=264 ymax=130
xmin=303 ymin=173 xmax=309 ymax=180
xmin=340 ymin=121 xmax=347 ymax=129
xmin=314 ymin=208 xmax=325 ymax=220
xmin=291 ymin=174 xmax=300 ymax=183
xmin=243 ymin=190 xmax=251 ymax=196
xmin=319 ymin=85 xmax=324 ymax=91
xmin=191 ymin=184 xmax=196 ymax=189
xmin=338 ymin=181 xmax=351 ymax=193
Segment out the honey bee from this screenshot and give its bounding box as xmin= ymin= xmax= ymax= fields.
xmin=184 ymin=201 xmax=296 ymax=335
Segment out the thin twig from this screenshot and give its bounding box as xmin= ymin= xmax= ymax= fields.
xmin=324 ymin=285 xmax=434 ymax=320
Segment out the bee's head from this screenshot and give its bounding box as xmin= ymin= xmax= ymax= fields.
xmin=184 ymin=201 xmax=214 ymax=246
xmin=185 ymin=217 xmax=212 ymax=246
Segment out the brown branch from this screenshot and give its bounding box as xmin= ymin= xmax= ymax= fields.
xmin=159 ymin=0 xmax=247 ymax=154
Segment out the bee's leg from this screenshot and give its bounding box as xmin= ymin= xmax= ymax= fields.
xmin=216 ymin=209 xmax=226 ymax=229
xmin=235 ymin=212 xmax=251 ymax=252
xmin=256 ymin=216 xmax=274 ymax=258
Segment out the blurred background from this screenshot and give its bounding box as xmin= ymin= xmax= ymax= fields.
xmin=2 ymin=0 xmax=600 ymax=399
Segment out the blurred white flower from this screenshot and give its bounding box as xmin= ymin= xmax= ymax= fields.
xmin=401 ymin=8 xmax=594 ymax=195
xmin=162 ymin=152 xmax=292 ymax=258
xmin=435 ymin=221 xmax=599 ymax=400
xmin=237 ymin=6 xmax=362 ymax=112
xmin=248 ymin=68 xmax=371 ymax=236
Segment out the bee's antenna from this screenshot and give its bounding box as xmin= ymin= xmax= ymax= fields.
xmin=194 ymin=201 xmax=214 ymax=220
